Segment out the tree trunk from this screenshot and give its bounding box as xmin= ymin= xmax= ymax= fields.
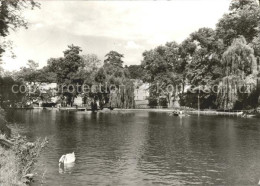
xmin=0 ymin=117 xmax=11 ymax=138
xmin=168 ymin=92 xmax=173 ymax=108
xmin=0 ymin=138 xmax=13 ymax=148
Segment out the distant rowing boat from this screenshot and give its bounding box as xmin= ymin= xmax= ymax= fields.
xmin=242 ymin=113 xmax=257 ymax=118
xmin=170 ymin=110 xmax=190 ymax=117
xmin=59 ymin=107 xmax=86 ymax=111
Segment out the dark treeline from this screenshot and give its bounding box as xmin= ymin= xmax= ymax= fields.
xmin=0 ymin=0 xmax=260 ymax=110
xmin=140 ymin=0 xmax=260 ymax=110
xmin=1 ymin=47 xmax=136 ymax=108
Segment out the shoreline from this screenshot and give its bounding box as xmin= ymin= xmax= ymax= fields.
xmin=114 ymin=108 xmax=244 ymax=117
xmin=5 ymin=107 xmax=257 ymax=117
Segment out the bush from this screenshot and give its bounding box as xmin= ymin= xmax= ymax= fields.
xmin=159 ymin=97 xmax=168 ymax=107
xmin=0 ymin=106 xmax=6 ymax=120
xmin=148 ymin=97 xmax=158 ymax=107
xmin=0 ymin=107 xmax=11 ymax=138
xmin=0 ymin=145 xmax=20 ymax=185
xmin=12 ymin=135 xmax=48 ymax=178
xmin=42 ymin=102 xmax=56 ymax=107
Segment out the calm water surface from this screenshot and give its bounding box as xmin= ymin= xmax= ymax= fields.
xmin=6 ymin=110 xmax=260 ymax=185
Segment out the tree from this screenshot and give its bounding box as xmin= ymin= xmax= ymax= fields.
xmin=47 ymin=45 xmax=83 ymax=106
xmin=48 ymin=45 xmax=83 ymax=84
xmin=15 ymin=60 xmax=39 ymax=82
xmin=74 ymin=54 xmax=101 ymax=85
xmin=103 ymin=50 xmax=127 ymax=84
xmin=142 ymin=44 xmax=177 ymax=83
xmin=104 ymin=51 xmax=124 ymax=68
xmin=251 ymin=34 xmax=260 ymax=69
xmin=87 ymin=51 xmax=136 ymax=109
xmin=27 ymin=60 xmax=39 ymax=70
xmin=0 ymin=63 xmax=3 ymax=76
xmin=0 ymin=0 xmax=40 ymax=58
xmin=141 ymin=42 xmax=182 ymax=107
xmin=127 ymin=65 xmax=144 ymax=79
xmin=216 ymin=0 xmax=260 ymax=46
xmin=81 ymin=54 xmax=101 ymax=72
xmin=222 ymin=36 xmax=257 ymax=76
xmin=94 ymin=68 xmax=106 ymax=84
xmin=0 ymin=0 xmax=39 ymax=37
xmin=218 ymin=36 xmax=257 ymax=109
xmin=0 ymin=76 xmax=24 ymax=108
xmin=252 ymin=34 xmax=260 ymax=55
xmin=185 ymin=28 xmax=224 ymax=86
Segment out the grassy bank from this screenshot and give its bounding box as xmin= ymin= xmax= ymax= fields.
xmin=0 ymin=134 xmax=48 ymax=186
xmin=0 ymin=133 xmax=48 ymax=186
xmin=0 ymin=144 xmax=23 ymax=185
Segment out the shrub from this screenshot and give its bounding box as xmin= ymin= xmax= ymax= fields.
xmin=148 ymin=97 xmax=158 ymax=107
xmin=159 ymin=97 xmax=168 ymax=107
xmin=0 ymin=145 xmax=20 ymax=185
xmin=0 ymin=106 xmax=6 ymax=121
xmin=0 ymin=107 xmax=11 ymax=138
xmin=42 ymin=102 xmax=56 ymax=107
xmin=12 ymin=135 xmax=48 ymax=178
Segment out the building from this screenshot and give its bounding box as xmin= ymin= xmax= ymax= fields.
xmin=24 ymin=82 xmax=57 ymax=107
xmin=73 ymin=96 xmax=84 ymax=106
xmin=134 ymin=80 xmax=149 ymax=108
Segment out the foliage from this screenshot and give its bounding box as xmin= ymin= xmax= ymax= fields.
xmin=142 ymin=43 xmax=178 ymax=82
xmin=0 ymin=76 xmax=24 ymax=108
xmin=218 ymin=37 xmax=257 ymax=110
xmin=159 ymin=97 xmax=168 ymax=107
xmin=13 ymin=60 xmax=56 ymax=84
xmin=0 ymin=0 xmax=39 ymax=37
xmin=216 ymin=0 xmax=260 ymax=46
xmin=251 ymin=34 xmax=260 ymax=67
xmin=15 ymin=60 xmax=39 ymax=82
xmin=148 ymin=97 xmax=158 ymax=107
xmin=0 ymin=133 xmax=47 ymax=185
xmin=179 ymin=88 xmax=217 ymax=110
xmin=251 ymin=34 xmax=260 ymax=56
xmin=222 ymin=36 xmax=257 ymax=76
xmin=139 ymin=0 xmax=260 ymax=110
xmin=127 ymin=65 xmax=144 ymax=79
xmin=0 ymin=145 xmax=21 ymax=185
xmin=104 ymin=51 xmax=124 ymax=68
xmin=0 ymin=106 xmax=5 ymax=120
xmin=3 ymin=0 xmax=260 ymax=110
xmin=101 ymin=51 xmax=135 ymax=108
xmin=47 ymin=45 xmax=83 ymax=105
xmin=0 ymin=106 xmax=11 ymax=138
xmin=13 ymin=135 xmax=48 ymax=177
xmin=141 ymin=42 xmax=182 ymax=106
xmin=185 ymin=28 xmax=224 ymax=86
xmin=0 ymin=0 xmax=40 ymax=59
xmin=81 ymin=54 xmax=102 ymax=72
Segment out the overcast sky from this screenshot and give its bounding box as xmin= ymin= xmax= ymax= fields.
xmin=2 ymin=0 xmax=231 ymax=71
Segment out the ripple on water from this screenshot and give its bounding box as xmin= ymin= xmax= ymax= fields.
xmin=7 ymin=110 xmax=260 ymax=186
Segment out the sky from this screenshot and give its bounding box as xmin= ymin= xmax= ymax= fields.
xmin=1 ymin=0 xmax=231 ymax=71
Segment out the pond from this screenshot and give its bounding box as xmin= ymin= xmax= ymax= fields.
xmin=6 ymin=109 xmax=260 ymax=185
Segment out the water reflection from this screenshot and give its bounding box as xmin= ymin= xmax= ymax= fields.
xmin=6 ymin=110 xmax=260 ymax=185
xmin=59 ymin=163 xmax=75 ymax=174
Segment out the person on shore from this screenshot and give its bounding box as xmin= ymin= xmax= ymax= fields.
xmin=91 ymin=101 xmax=94 ymax=111
xmin=96 ymin=100 xmax=100 ymax=109
xmin=94 ymin=101 xmax=98 ymax=111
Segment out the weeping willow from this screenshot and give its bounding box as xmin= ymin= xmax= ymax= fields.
xmin=109 ymin=81 xmax=135 ymax=109
xmin=217 ymin=36 xmax=258 ymax=110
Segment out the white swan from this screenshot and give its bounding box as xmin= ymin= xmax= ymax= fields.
xmin=59 ymin=162 xmax=75 ymax=174
xmin=59 ymin=152 xmax=76 ymax=165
